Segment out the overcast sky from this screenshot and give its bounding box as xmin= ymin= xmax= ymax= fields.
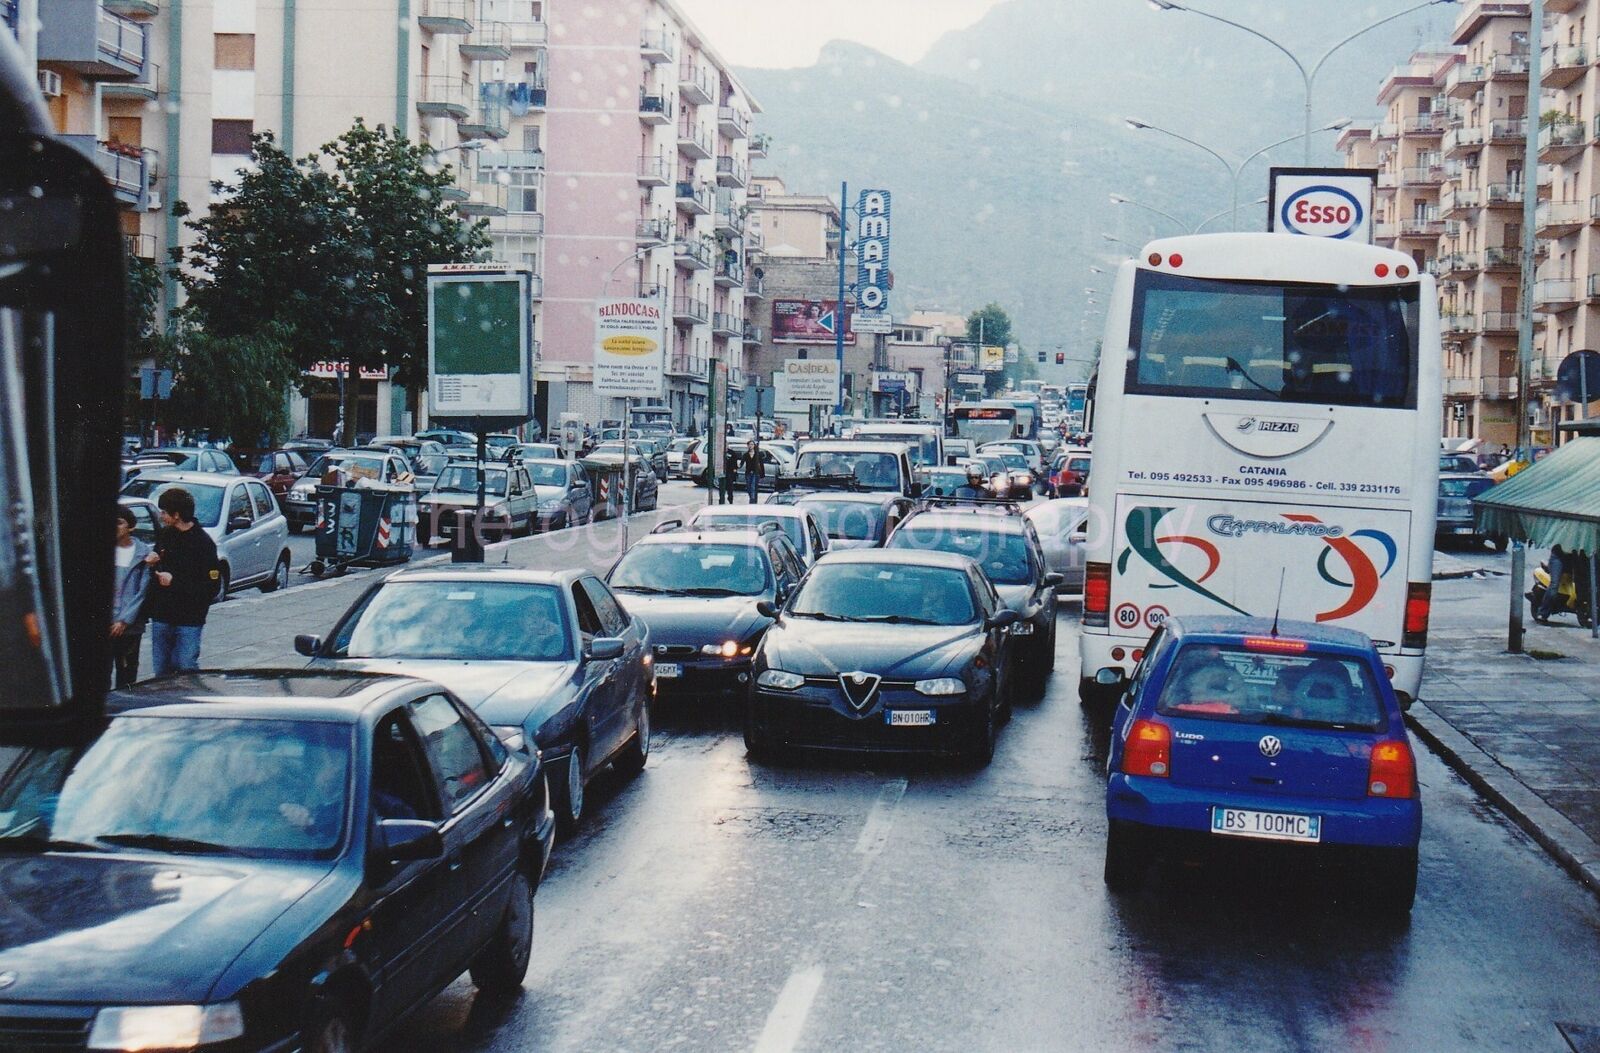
xmin=674 ymin=0 xmax=1006 ymax=69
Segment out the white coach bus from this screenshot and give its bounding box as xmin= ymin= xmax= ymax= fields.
xmin=1079 ymin=233 xmax=1441 ymax=705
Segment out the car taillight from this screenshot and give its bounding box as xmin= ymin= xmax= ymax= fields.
xmin=1368 ymin=739 xmax=1415 ymax=798
xmin=1403 ymin=582 xmax=1431 ymax=649
xmin=1123 ymin=719 xmax=1171 ymax=778
xmin=1083 ymin=561 xmax=1111 ymax=627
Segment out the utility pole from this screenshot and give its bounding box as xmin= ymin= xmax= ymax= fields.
xmin=835 ymin=180 xmax=848 ymax=420
xmin=1509 ymin=0 xmax=1544 ymax=654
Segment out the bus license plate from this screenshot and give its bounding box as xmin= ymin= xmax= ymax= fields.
xmin=1211 ymin=807 xmax=1321 ymax=843
xmin=655 ymin=663 xmax=682 ymax=679
xmin=886 ymin=710 xmax=935 ymax=727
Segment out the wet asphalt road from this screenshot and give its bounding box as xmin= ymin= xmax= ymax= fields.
xmin=387 ymin=598 xmax=1600 ymax=1053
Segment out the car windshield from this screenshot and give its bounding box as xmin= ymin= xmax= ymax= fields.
xmin=1439 ymin=477 xmax=1493 ymax=499
xmin=151 ymin=450 xmax=200 ymax=468
xmin=610 ymin=542 xmax=770 ymax=595
xmin=1 ymin=717 xmax=351 ymax=858
xmin=1440 ymin=454 xmax=1479 ymax=473
xmin=669 ymin=439 xmax=696 ymax=452
xmin=1025 ymin=502 xmax=1087 ymax=539
xmin=888 ymin=523 xmax=1034 ymax=585
xmin=304 ymin=453 xmax=387 ymax=481
xmin=1155 ymin=645 xmax=1386 ymax=730
xmin=790 ymin=563 xmax=976 ymax=625
xmin=332 ymin=580 xmax=571 ymax=660
xmin=792 ymin=450 xmax=901 ymax=490
xmin=798 ymin=498 xmax=885 ymax=541
xmin=526 ymin=462 xmax=569 ymax=487
xmin=435 ymin=465 xmax=508 ymax=496
xmin=992 ymin=452 xmax=1029 ymax=470
xmin=118 ymin=480 xmax=226 ymax=528
xmin=695 ymin=511 xmax=805 ymax=552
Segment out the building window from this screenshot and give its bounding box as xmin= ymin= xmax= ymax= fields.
xmin=212 ymin=119 xmax=254 ymax=155
xmin=214 ymin=33 xmax=256 ymax=70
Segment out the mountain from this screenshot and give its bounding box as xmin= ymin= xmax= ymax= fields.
xmin=737 ymin=0 xmax=1456 ymax=357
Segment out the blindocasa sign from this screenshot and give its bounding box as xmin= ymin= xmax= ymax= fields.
xmin=594 ymin=297 xmax=666 ymax=398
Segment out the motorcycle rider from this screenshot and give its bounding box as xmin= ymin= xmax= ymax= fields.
xmin=952 ymin=463 xmax=989 ymax=501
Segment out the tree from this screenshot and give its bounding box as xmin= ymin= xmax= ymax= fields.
xmin=155 ymin=320 xmax=301 ymax=445
xmin=966 ymin=303 xmax=1015 ymax=396
xmin=123 ymin=255 xmax=165 ymax=425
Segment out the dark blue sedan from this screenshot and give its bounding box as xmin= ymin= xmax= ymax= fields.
xmin=1103 ymin=617 xmax=1421 ymax=913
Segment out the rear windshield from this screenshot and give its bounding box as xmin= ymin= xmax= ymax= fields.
xmin=1155 ymin=645 xmax=1386 ymax=730
xmin=854 ymin=431 xmax=937 ymax=467
xmin=792 ymin=450 xmax=903 ymax=491
xmin=118 ymin=480 xmax=226 ymax=528
xmin=1127 ymin=270 xmax=1420 ymax=409
xmin=889 ymin=523 xmax=1034 ymax=585
xmin=799 ymin=499 xmax=885 ymax=541
xmin=696 ymin=511 xmax=805 ymax=552
xmin=1439 ymin=477 xmax=1493 ymax=499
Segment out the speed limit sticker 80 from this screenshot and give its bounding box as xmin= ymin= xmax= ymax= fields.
xmin=1114 ymin=603 xmax=1141 ymax=630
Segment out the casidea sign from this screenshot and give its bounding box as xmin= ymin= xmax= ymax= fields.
xmin=594 ymin=297 xmax=666 ymax=398
xmin=1267 ymin=167 xmax=1376 ymax=244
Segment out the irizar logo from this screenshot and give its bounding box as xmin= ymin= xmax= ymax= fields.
xmin=1235 ymin=417 xmax=1301 ymax=435
xmin=1280 ymin=185 xmax=1363 ymax=239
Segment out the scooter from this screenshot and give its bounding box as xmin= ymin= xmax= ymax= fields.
xmin=1528 ymin=561 xmax=1594 ymax=627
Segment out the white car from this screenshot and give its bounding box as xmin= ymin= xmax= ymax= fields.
xmin=119 ymin=471 xmax=294 ymax=597
xmin=689 ymin=503 xmax=830 ymax=565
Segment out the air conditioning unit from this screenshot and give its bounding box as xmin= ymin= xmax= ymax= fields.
xmin=144 ymin=191 xmax=161 ymax=211
xmin=1472 ymin=90 xmax=1484 ymax=105
xmin=37 ymin=70 xmax=62 ymax=98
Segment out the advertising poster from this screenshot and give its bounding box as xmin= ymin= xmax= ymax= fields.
xmin=594 ymin=297 xmax=667 ymax=398
xmin=772 ymin=299 xmax=856 ymax=345
xmin=427 ymin=266 xmax=533 ymax=419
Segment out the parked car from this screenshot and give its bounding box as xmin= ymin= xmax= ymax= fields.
xmin=283 ymin=450 xmax=414 ymax=534
xmin=666 ymin=436 xmax=699 ymax=476
xmin=300 ymin=568 xmax=650 ymax=834
xmin=0 ymin=671 xmax=555 ymax=1050
xmin=524 ymin=457 xmax=594 ymax=531
xmin=1436 ymin=470 xmax=1504 ymax=550
xmin=119 ymin=472 xmax=294 ymax=597
xmin=415 ymin=427 xmax=478 ymax=446
xmin=142 ymin=446 xmax=240 ymax=475
xmin=417 ymin=460 xmax=541 ymax=545
xmin=1025 ymin=497 xmax=1091 ymax=593
xmin=1103 ymin=617 xmax=1421 ymax=914
xmin=364 ymin=437 xmax=449 ymax=491
xmin=588 ymin=440 xmax=668 ymax=481
xmin=230 ymin=447 xmax=312 ymax=506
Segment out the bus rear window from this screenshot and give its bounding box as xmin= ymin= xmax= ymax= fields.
xmin=1126 ymin=270 xmax=1419 ymax=409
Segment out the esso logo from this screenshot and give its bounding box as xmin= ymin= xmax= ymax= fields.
xmin=1280 ymin=185 xmax=1363 ymax=239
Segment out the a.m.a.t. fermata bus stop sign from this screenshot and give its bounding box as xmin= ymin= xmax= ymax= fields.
xmin=426 ymin=263 xmax=535 ymax=423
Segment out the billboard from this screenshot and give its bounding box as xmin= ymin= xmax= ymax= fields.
xmin=772 ymin=299 xmax=855 ymax=345
xmin=593 ymin=297 xmax=666 ymax=398
xmin=980 ymin=345 xmax=1005 ymax=372
xmin=1267 ymin=167 xmax=1377 ymax=243
xmin=427 ymin=264 xmax=533 ymax=420
xmin=855 ymin=189 xmax=891 ymax=312
xmin=774 ymin=358 xmax=840 ymax=412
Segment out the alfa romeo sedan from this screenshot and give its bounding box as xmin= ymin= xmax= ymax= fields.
xmin=0 ymin=671 xmax=554 ymax=1051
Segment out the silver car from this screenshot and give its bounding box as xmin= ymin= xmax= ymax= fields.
xmin=120 ymin=471 xmax=295 ymax=597
xmin=1024 ymin=497 xmax=1090 ymax=594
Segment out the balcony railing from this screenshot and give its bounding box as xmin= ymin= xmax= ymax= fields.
xmin=1538 ymin=119 xmax=1586 ymax=159
xmin=1542 ymin=45 xmax=1588 ymax=86
xmin=1377 ymin=170 xmax=1399 ymax=189
xmin=672 ymin=295 xmax=709 ymax=324
xmin=1482 ymin=245 xmax=1520 ymax=269
xmin=637 ymin=154 xmax=671 ymax=185
xmin=712 ymin=311 xmax=741 ymax=336
xmin=417 ymin=0 xmax=472 ymax=33
xmin=1371 ymin=121 xmax=1399 ymax=141
xmin=417 ymin=76 xmax=472 ymax=118
xmin=715 ymin=155 xmax=747 ymax=187
xmin=1444 ymin=62 xmax=1487 ymax=96
xmin=714 ymin=258 xmax=743 ymax=286
xmin=1535 ymin=199 xmax=1584 ymax=234
xmin=1399 ymin=216 xmax=1442 ymax=238
xmin=1374 ymin=221 xmax=1399 ymax=241
xmin=1401 ymin=113 xmax=1443 ymax=134
xmin=461 ymin=20 xmax=510 ymax=59
xmin=1400 ymin=165 xmax=1437 ymax=186
xmin=677 ymin=120 xmax=713 ymax=158
xmin=506 ymin=20 xmax=548 ymax=48
xmin=1479 ymin=377 xmax=1518 ymax=400
xmin=1480 ymin=311 xmax=1518 ymax=331
xmin=742 ymin=323 xmax=763 ymax=343
xmin=1534 ymin=277 xmax=1578 ymax=305
xmin=640 ymin=29 xmax=675 ymax=63
xmin=1440 ymin=186 xmax=1480 ymax=213
xmin=479 ymin=149 xmax=544 ymax=171
xmin=489 ymin=211 xmax=544 ymax=235
xmin=1443 ymin=377 xmax=1476 ymax=397
xmin=1441 ymin=313 xmax=1478 ymax=335
xmin=1442 ymin=126 xmax=1484 ymax=154
xmin=122 ymin=232 xmax=156 ymax=259
xmin=1488 ymin=118 xmax=1526 ymax=141
xmin=748 ymin=132 xmax=770 ymax=158
xmin=1484 ymin=182 xmax=1522 ymax=207
xmin=678 ymin=61 xmax=714 ymax=105
xmin=674 ymin=180 xmax=713 ymax=213
xmin=97 ymin=8 xmax=147 ymax=71
xmin=640 ymin=93 xmax=674 ymax=123
xmin=1488 ymin=50 xmax=1529 ymax=78
xmin=717 ymin=106 xmax=749 ymax=139
xmin=1589 ymin=273 xmax=1600 ymax=299
xmin=93 ymin=141 xmax=150 ymax=205
xmin=674 ymin=239 xmax=712 ymax=269
xmin=744 ymin=273 xmax=765 ymax=298
xmin=636 ymin=215 xmax=671 ymax=244
xmin=102 ymin=58 xmax=160 ymax=99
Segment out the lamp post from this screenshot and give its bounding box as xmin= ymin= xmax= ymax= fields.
xmin=1194 ymin=196 xmax=1270 ymax=234
xmin=1147 ymin=0 xmax=1455 ymax=163
xmin=1110 ymin=193 xmax=1187 ymax=234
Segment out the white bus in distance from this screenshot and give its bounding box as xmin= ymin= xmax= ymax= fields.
xmin=1079 ymin=233 xmax=1440 ymax=705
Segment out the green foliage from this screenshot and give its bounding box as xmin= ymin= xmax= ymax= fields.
xmin=125 ymin=254 xmax=162 ymax=360
xmin=967 ymin=303 xmax=1021 ymax=396
xmin=155 ymin=319 xmax=300 ymax=445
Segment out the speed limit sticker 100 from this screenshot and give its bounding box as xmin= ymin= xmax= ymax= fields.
xmin=1114 ymin=603 xmax=1141 ymax=630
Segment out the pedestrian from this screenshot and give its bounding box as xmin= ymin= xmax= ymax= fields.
xmin=144 ymin=486 xmax=222 ymax=677
xmin=745 ymin=439 xmax=764 ymax=503
xmin=110 ymin=504 xmax=153 ymax=688
xmin=720 ymin=440 xmax=739 ymax=505
xmin=1537 ymin=544 xmax=1574 ymax=625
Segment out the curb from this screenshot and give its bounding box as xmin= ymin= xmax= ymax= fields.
xmin=1407 ymin=702 xmax=1600 ymax=898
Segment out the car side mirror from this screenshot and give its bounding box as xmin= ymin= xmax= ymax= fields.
xmin=908 ymin=481 xmax=924 ymax=497
xmin=1068 ymin=531 xmax=1088 ymax=544
xmin=227 ymin=516 xmax=252 ymax=534
xmin=294 ymin=634 xmax=323 ymax=657
xmin=374 ymin=818 xmax=443 ymax=864
xmin=1043 ymin=572 xmax=1064 ymax=587
xmin=986 ymin=609 xmax=1020 ymax=630
xmin=756 ymin=599 xmax=779 ymax=619
xmin=586 ymin=637 xmax=625 ymax=661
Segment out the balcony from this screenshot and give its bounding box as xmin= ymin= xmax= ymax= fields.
xmin=1488 ymin=50 xmax=1529 ymax=79
xmin=1542 ymin=45 xmax=1588 ymax=88
xmin=1399 ymin=215 xmax=1443 ymax=238
xmin=715 ymin=154 xmax=747 ymax=188
xmin=1444 ymin=62 xmax=1487 ymax=98
xmin=714 ymin=257 xmax=743 ymax=287
xmin=65 ymin=137 xmax=152 ymax=208
xmin=1377 ymin=170 xmax=1399 ymax=189
xmin=1440 ymin=185 xmax=1480 ymax=216
xmin=478 ymin=148 xmax=544 ymax=171
xmin=1402 ymin=113 xmax=1444 ymax=136
xmin=122 ymin=232 xmax=155 ymax=259
xmin=1400 ymin=165 xmax=1438 ymax=187
xmin=1534 ymin=277 xmax=1579 ymax=311
xmin=506 ymin=78 xmax=546 ymax=111
xmin=459 ymin=88 xmax=509 ymax=140
xmin=637 ymin=154 xmax=671 ymax=186
xmin=1444 ymin=376 xmax=1476 ymax=397
xmin=748 ymin=133 xmax=770 ymax=159
xmin=1374 ymin=221 xmax=1399 ymax=241
xmin=712 ymin=311 xmax=741 ymax=337
xmin=459 ymin=178 xmax=507 ymax=218
xmin=672 ymin=295 xmax=709 ymax=325
xmin=677 ymin=120 xmax=713 ymax=159
xmin=717 ymin=106 xmax=749 ymax=140
xmin=640 ymin=93 xmax=673 ymax=125
xmin=1480 ymin=311 xmax=1518 ymax=334
xmin=1440 ymin=251 xmax=1480 ymax=278
xmin=745 ymin=227 xmax=763 ymax=252
xmin=742 ymin=323 xmax=763 ymax=343
xmin=1483 ymin=182 xmax=1522 ymax=208
xmin=417 ymin=76 xmax=471 ymax=120
xmin=40 ymin=6 xmax=148 ymax=78
xmin=104 ymin=0 xmax=158 ymax=16
xmin=640 ymin=30 xmax=675 ymax=64
xmin=714 ymin=193 xmax=744 ymax=235
xmin=1443 ymin=126 xmax=1484 ymax=156
xmin=1535 ymin=199 xmax=1584 ymax=238
xmin=1441 ymin=313 xmax=1478 ymax=336
xmin=102 ymin=58 xmax=158 ymax=99
xmin=1371 ymin=121 xmax=1399 ymax=142
xmin=675 ymin=179 xmax=713 ymax=214
xmin=461 ymin=20 xmax=510 ymax=60
xmin=674 ymin=239 xmax=712 ymax=270
xmin=1482 ymin=245 xmax=1520 ymax=271
xmin=1589 ymin=274 xmax=1600 ymax=301
xmin=1488 ymin=118 xmax=1525 ymax=143
xmin=489 ymin=211 xmax=544 ymax=235
xmin=678 ymin=61 xmax=714 ymax=106
xmin=1538 ymin=119 xmax=1586 ymax=163
xmin=636 ymin=215 xmax=671 ymax=246
xmin=507 ymin=20 xmax=547 ymax=48
xmin=667 ymin=352 xmax=706 ymax=377
xmin=417 ymin=0 xmax=472 ymax=34
xmin=744 ymin=273 xmax=766 ymax=300
xmin=1479 ymin=377 xmax=1518 ymax=400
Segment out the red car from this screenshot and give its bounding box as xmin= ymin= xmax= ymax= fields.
xmin=229 ymin=447 xmax=311 ymax=506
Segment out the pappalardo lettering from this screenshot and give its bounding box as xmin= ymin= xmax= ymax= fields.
xmin=1206 ymin=515 xmax=1345 ymax=539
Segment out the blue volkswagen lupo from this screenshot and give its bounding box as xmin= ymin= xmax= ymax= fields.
xmin=1103 ymin=616 xmax=1421 ymax=913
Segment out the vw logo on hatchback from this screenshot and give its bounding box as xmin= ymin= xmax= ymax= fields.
xmin=1258 ymin=735 xmax=1283 ymax=758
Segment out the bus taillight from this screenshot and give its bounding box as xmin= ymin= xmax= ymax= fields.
xmin=1084 ymin=562 xmax=1112 ymax=627
xmin=1403 ymin=582 xmax=1432 ymax=649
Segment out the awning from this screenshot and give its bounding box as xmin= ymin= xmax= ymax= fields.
xmin=1474 ymin=436 xmax=1600 ymax=556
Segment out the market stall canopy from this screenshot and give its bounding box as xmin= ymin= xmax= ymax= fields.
xmin=1474 ymin=437 xmax=1600 ymax=556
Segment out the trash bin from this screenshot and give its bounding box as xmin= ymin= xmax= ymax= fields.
xmin=310 ymin=483 xmax=415 ymax=574
xmin=582 ymin=460 xmax=626 ymax=521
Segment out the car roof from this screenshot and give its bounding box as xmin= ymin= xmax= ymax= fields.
xmin=1163 ymin=616 xmax=1374 ymax=654
xmin=815 ymin=548 xmax=975 ymax=571
xmin=108 ymin=669 xmax=427 ymax=723
xmin=901 ymin=508 xmax=1026 ymax=532
xmin=383 ymin=564 xmax=583 ymax=586
xmin=125 ymin=470 xmax=241 ymax=486
xmin=793 ymin=491 xmax=903 ymax=506
xmin=693 ymin=504 xmax=811 ymax=521
xmin=636 ymin=527 xmax=787 ymax=548
xmin=797 ymin=441 xmax=911 ymax=454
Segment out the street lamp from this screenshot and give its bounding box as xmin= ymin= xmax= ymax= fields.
xmin=1194 ymin=196 xmax=1270 ymax=234
xmin=1110 ymin=193 xmax=1187 ymax=234
xmin=1147 ymin=0 xmax=1455 ymax=163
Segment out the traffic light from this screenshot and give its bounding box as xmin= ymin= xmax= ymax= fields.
xmin=1055 ymin=352 xmax=1065 ymax=365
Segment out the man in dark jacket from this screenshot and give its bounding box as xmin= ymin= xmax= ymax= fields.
xmin=143 ymin=486 xmax=222 ymax=676
xmin=720 ymin=436 xmax=739 ymax=505
xmin=744 ymin=439 xmax=764 ymax=503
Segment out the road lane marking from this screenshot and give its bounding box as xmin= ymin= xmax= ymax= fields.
xmin=854 ymin=778 xmax=908 ymax=854
xmin=753 ymin=963 xmax=824 ymax=1053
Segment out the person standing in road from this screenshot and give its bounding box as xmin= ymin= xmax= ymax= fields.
xmin=144 ymin=487 xmax=221 ymax=677
xmin=110 ymin=504 xmax=153 ymax=687
xmin=745 ymin=440 xmax=764 ymax=504
xmin=720 ymin=438 xmax=739 ymax=505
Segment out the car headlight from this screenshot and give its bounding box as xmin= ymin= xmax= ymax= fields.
xmin=915 ymin=677 xmax=967 ymax=696
xmin=88 ymin=1002 xmax=245 ymax=1050
xmin=538 ymin=499 xmax=566 ymax=511
xmin=492 ymin=724 xmax=527 ymax=751
xmin=756 ymin=669 xmax=805 ymax=690
xmin=701 ymin=639 xmax=740 ymax=658
xmin=289 ymin=486 xmax=314 ymax=501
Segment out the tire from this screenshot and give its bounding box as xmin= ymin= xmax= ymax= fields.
xmin=260 ymin=553 xmax=290 ymax=593
xmin=288 ymin=521 xmax=305 ymax=536
xmin=1369 ymin=847 xmax=1418 ymax=916
xmin=1041 ymin=616 xmax=1058 ymax=674
xmin=743 ymin=706 xmax=777 ymax=762
xmin=470 ymin=869 xmax=535 ymax=997
xmin=301 ymin=999 xmax=356 ymax=1053
xmin=555 ymin=743 xmax=585 ymax=838
xmin=1103 ymin=820 xmax=1146 ymax=893
xmin=614 ymin=700 xmax=650 ymax=777
xmin=1491 ymin=535 xmax=1509 ymax=553
xmin=213 ymin=563 xmax=231 ymax=603
xmin=965 ymin=698 xmax=996 ymax=767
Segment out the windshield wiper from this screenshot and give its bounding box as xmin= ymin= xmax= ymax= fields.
xmin=1258 ymin=712 xmax=1360 ymax=731
xmin=97 ymin=832 xmax=249 ymax=856
xmin=853 ymin=614 xmax=941 ymax=625
xmin=0 ymin=836 xmax=105 ymax=853
xmin=792 ymin=611 xmax=849 ymax=621
xmin=614 ymin=585 xmax=687 ymax=596
xmin=1223 ymin=356 xmax=1277 ymax=395
xmin=676 ymin=587 xmax=744 ymax=597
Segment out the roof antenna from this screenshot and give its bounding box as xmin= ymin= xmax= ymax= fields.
xmin=1270 ymin=568 xmax=1286 ymax=638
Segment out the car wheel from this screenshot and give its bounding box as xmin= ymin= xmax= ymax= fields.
xmin=1103 ymin=820 xmax=1146 ymax=893
xmin=1370 ymin=847 xmax=1418 ymax=916
xmin=965 ymin=698 xmax=996 ymax=768
xmin=1041 ymin=616 xmax=1058 ymax=673
xmin=301 ymin=999 xmax=356 ymax=1053
xmin=1491 ymin=535 xmax=1509 ymax=553
xmin=556 ymin=743 xmax=585 ymax=838
xmin=287 ymin=521 xmax=305 ymax=536
xmin=470 ymin=869 xmax=535 ymax=997
xmin=260 ymin=553 xmax=290 ymax=593
xmin=615 ymin=699 xmax=650 ymax=777
xmin=743 ymin=705 xmax=779 ymax=762
xmin=213 ymin=563 xmax=231 ymax=603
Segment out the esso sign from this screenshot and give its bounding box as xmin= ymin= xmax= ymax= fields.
xmin=1280 ymin=185 xmax=1363 ymax=239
